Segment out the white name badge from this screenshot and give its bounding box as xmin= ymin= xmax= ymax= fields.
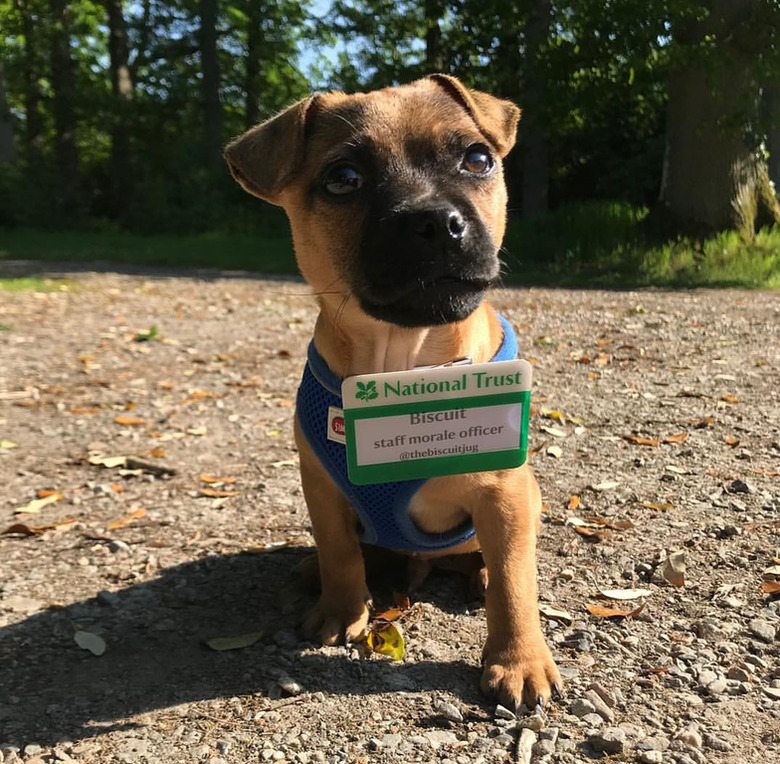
xmin=341 ymin=359 xmax=532 ymax=485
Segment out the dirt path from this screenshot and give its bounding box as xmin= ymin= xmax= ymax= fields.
xmin=1 ymin=267 xmax=779 ymax=764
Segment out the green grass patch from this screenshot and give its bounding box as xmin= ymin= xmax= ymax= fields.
xmin=0 ymin=229 xmax=297 ymax=274
xmin=0 ymin=276 xmax=73 ymax=292
xmin=0 ymin=323 xmax=11 ymax=331
xmin=502 ymin=202 xmax=780 ymax=288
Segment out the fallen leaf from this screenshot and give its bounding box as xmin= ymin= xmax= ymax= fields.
xmin=761 ymin=581 xmax=780 ymax=595
xmin=270 ymin=459 xmax=298 ymax=468
xmin=567 ymin=495 xmax=581 ymax=511
xmin=660 ymin=550 xmax=686 ymax=587
xmin=115 ymin=415 xmax=148 ymax=427
xmin=88 ymin=455 xmax=128 ymax=468
xmin=107 ymin=508 xmax=147 ymax=530
xmin=199 ymin=488 xmax=240 ymax=498
xmin=638 ymin=501 xmax=674 ymax=511
xmin=586 ymin=603 xmax=645 ymax=619
xmin=599 ymin=588 xmax=652 ymax=600
xmin=2 ymin=518 xmax=75 ymax=536
xmin=133 ymin=325 xmax=159 ymax=342
xmin=373 ymin=608 xmax=404 ymax=623
xmin=540 ymin=407 xmax=585 ymax=425
xmin=546 ymin=445 xmax=563 ymax=458
xmin=205 ymin=632 xmax=264 ymax=651
xmin=720 ymin=394 xmax=739 ymax=404
xmin=663 ymin=433 xmax=689 ymax=444
xmin=366 ymin=622 xmax=405 ymax=660
xmin=1 ymin=439 xmax=19 ymax=449
xmin=15 ymin=493 xmax=62 ymax=514
xmin=762 ymin=565 xmax=780 ymax=579
xmin=574 ymin=526 xmax=611 ymax=541
xmin=541 ymin=425 xmax=567 ymax=438
xmin=187 ymin=426 xmax=208 ymax=436
xmin=266 ymin=429 xmax=282 ymax=437
xmin=200 ymin=475 xmax=238 ymax=484
xmin=665 ymin=464 xmax=688 ymax=475
xmin=539 ymin=603 xmax=573 ymax=624
xmin=723 ymin=436 xmax=740 ymax=447
xmin=147 ymin=447 xmax=167 ymax=458
xmin=69 ymin=407 xmax=100 ymax=414
xmin=74 ymin=630 xmax=106 ymax=656
xmin=624 ymin=435 xmax=660 ymax=447
xmin=157 ymin=380 xmax=173 ymax=390
xmin=690 ymin=416 xmax=715 ymax=429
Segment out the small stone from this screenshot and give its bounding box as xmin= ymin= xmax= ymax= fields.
xmin=637 ymin=735 xmax=670 ymax=752
xmin=570 ymin=698 xmax=597 ymax=718
xmin=639 ymin=752 xmax=663 ymax=764
xmin=97 ymin=590 xmax=120 ymax=606
xmin=216 ymin=741 xmax=230 ymax=755
xmin=728 ymin=479 xmax=755 ymax=493
xmin=763 ymin=687 xmax=780 ymax=701
xmin=697 ymin=669 xmax=717 ymax=686
xmin=381 ymin=734 xmax=401 ymax=748
xmin=706 ymin=677 xmax=728 ymax=696
xmin=108 ymin=539 xmax=131 ymax=554
xmin=424 ymin=730 xmax=457 ymax=750
xmin=533 ymin=739 xmax=556 ymax=757
xmin=589 ymin=727 xmax=627 ymax=755
xmin=22 ymin=745 xmax=43 ymax=757
xmin=539 ymin=727 xmax=559 ymax=744
xmin=494 ymin=704 xmax=516 ymax=720
xmin=726 ymin=666 xmax=750 ymax=682
xmin=588 ymin=681 xmax=616 ymax=708
xmin=582 ymin=713 xmax=604 ymax=728
xmin=518 ymin=712 xmax=545 ymax=732
xmin=749 ymin=619 xmax=777 ymax=644
xmin=703 ymin=734 xmax=732 ymax=752
xmin=277 ymin=676 xmax=303 ymax=696
xmin=675 ymin=726 xmax=702 ymax=749
xmin=367 ymin=739 xmax=382 ymax=752
xmin=435 ymin=700 xmax=464 ymax=723
xmin=583 ymin=689 xmax=614 ymax=721
xmin=493 ymin=733 xmax=514 ymax=747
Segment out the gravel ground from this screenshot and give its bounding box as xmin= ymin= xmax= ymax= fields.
xmin=1 ymin=264 xmax=779 ymax=764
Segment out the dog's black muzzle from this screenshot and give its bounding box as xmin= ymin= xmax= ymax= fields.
xmin=354 ymin=199 xmax=499 ymax=327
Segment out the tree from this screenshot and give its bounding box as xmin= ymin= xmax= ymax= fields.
xmin=0 ymin=61 xmax=16 ymax=163
xmin=659 ymin=0 xmax=780 ymax=237
xmin=199 ymin=0 xmax=222 ymax=165
xmin=13 ymin=0 xmax=43 ymax=164
xmin=49 ymin=0 xmax=81 ymax=209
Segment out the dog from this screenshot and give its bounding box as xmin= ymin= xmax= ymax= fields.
xmin=224 ymin=74 xmax=561 ymax=709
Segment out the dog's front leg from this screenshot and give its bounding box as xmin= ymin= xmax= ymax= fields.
xmin=473 ymin=467 xmax=561 ymax=709
xmin=295 ymin=420 xmax=371 ymax=645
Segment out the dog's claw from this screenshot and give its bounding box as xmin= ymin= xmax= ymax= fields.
xmin=552 ymin=682 xmax=563 ymax=700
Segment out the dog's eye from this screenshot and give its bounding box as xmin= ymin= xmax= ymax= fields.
xmin=323 ymin=165 xmax=363 ymax=195
xmin=461 ymin=145 xmax=493 ymax=175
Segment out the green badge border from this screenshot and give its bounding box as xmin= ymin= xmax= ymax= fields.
xmin=343 ymin=390 xmax=530 ymax=485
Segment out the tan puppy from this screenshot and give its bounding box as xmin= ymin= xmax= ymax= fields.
xmin=224 ymin=75 xmax=561 ymax=709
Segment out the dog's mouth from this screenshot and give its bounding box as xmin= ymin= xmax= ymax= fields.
xmin=356 ymin=274 xmax=495 ymax=327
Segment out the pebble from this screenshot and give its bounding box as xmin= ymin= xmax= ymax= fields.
xmin=749 ymin=619 xmax=777 ymax=644
xmin=381 ymin=735 xmax=401 ymax=748
xmin=435 ymin=700 xmax=464 ymax=723
xmin=569 ymin=698 xmax=597 ymax=718
xmin=763 ymin=687 xmax=780 ymax=701
xmin=588 ymin=727 xmax=627 ymax=754
xmin=582 ymin=713 xmax=604 ymax=728
xmin=638 ymin=752 xmax=663 ymax=764
xmin=494 ymin=704 xmax=515 ymax=720
xmin=637 ymin=735 xmax=670 ymax=752
xmin=108 ymin=539 xmax=131 ymax=554
xmin=277 ymin=676 xmax=303 ymax=696
xmin=588 ymin=681 xmax=617 ymax=708
xmin=706 ymin=677 xmax=728 ymax=696
xmin=583 ymin=689 xmax=614 ymax=721
xmin=96 ymin=590 xmax=120 ymax=606
xmin=703 ymin=733 xmax=732 ymax=752
xmin=674 ymin=726 xmax=702 ymax=749
xmin=424 ymin=730 xmax=457 ymax=749
xmin=22 ymin=745 xmax=42 ymax=757
xmin=518 ymin=712 xmax=546 ymax=732
xmin=533 ymin=739 xmax=556 ymax=756
xmin=727 ymin=666 xmax=750 ymax=682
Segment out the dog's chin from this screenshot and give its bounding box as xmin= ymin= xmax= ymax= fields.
xmin=357 ymin=279 xmax=488 ymax=328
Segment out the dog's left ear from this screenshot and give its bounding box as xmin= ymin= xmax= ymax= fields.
xmin=427 ymin=74 xmax=520 ymax=157
xmin=224 ymin=95 xmax=321 ymax=204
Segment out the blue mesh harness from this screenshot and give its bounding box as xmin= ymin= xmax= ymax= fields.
xmin=295 ymin=314 xmax=518 ymax=552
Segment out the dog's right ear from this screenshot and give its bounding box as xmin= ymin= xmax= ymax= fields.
xmin=224 ymin=95 xmax=320 ymax=204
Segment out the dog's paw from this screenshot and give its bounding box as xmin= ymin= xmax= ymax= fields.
xmin=481 ymin=642 xmax=562 ymax=711
xmin=302 ymin=595 xmax=371 ymax=646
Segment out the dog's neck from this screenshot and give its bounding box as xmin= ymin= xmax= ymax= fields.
xmin=312 ymin=296 xmax=503 ymax=378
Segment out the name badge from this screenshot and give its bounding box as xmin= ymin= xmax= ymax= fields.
xmin=341 ymin=359 xmax=531 ymax=485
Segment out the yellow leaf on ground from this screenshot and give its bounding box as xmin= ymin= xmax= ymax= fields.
xmin=367 ymin=622 xmax=405 ymax=660
xmin=761 ymin=581 xmax=780 ymax=594
xmin=115 ymin=415 xmax=148 ymax=426
xmin=1 ymin=439 xmax=19 ymax=449
xmin=586 ymin=603 xmax=645 ymax=619
xmin=206 ymin=632 xmax=264 ymax=651
xmin=200 ymin=475 xmax=238 ymax=484
xmin=720 ymin=394 xmax=739 ymax=404
xmin=107 ymin=508 xmax=147 ymax=530
xmin=625 ymin=435 xmax=660 ymax=446
xmin=199 ymin=488 xmax=240 ymax=498
xmin=638 ymin=501 xmax=674 ymax=511
xmin=74 ymin=630 xmax=106 ymax=656
xmin=15 ymin=493 xmax=62 ymax=514
xmin=567 ymin=495 xmax=581 ymax=511
xmin=663 ymin=433 xmax=689 ymax=444
xmin=88 ymin=455 xmax=128 ymax=468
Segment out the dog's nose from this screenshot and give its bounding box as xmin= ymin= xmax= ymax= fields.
xmin=411 ymin=208 xmax=467 ymax=242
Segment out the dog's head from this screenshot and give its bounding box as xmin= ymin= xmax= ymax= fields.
xmin=225 ymin=75 xmax=520 ymax=328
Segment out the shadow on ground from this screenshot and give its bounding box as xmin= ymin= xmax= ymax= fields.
xmin=0 ymin=547 xmax=486 ymax=747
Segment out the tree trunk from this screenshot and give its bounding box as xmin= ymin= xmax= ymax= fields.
xmin=245 ymin=0 xmax=262 ymax=129
xmin=764 ymin=85 xmax=780 ymax=191
xmin=659 ymin=0 xmax=780 ymax=237
xmin=16 ymin=0 xmax=43 ymax=163
xmin=49 ymin=0 xmax=80 ymax=207
xmin=106 ymin=0 xmax=134 ymax=217
xmin=199 ymin=0 xmax=222 ymax=165
xmin=520 ymin=0 xmax=551 ymax=219
xmin=0 ymin=61 xmax=16 ymax=163
xmin=424 ymin=0 xmax=444 ymax=74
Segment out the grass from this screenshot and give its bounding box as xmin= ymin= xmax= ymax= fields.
xmin=1 ymin=203 xmax=779 ymax=290
xmin=0 ymin=276 xmax=74 ymax=292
